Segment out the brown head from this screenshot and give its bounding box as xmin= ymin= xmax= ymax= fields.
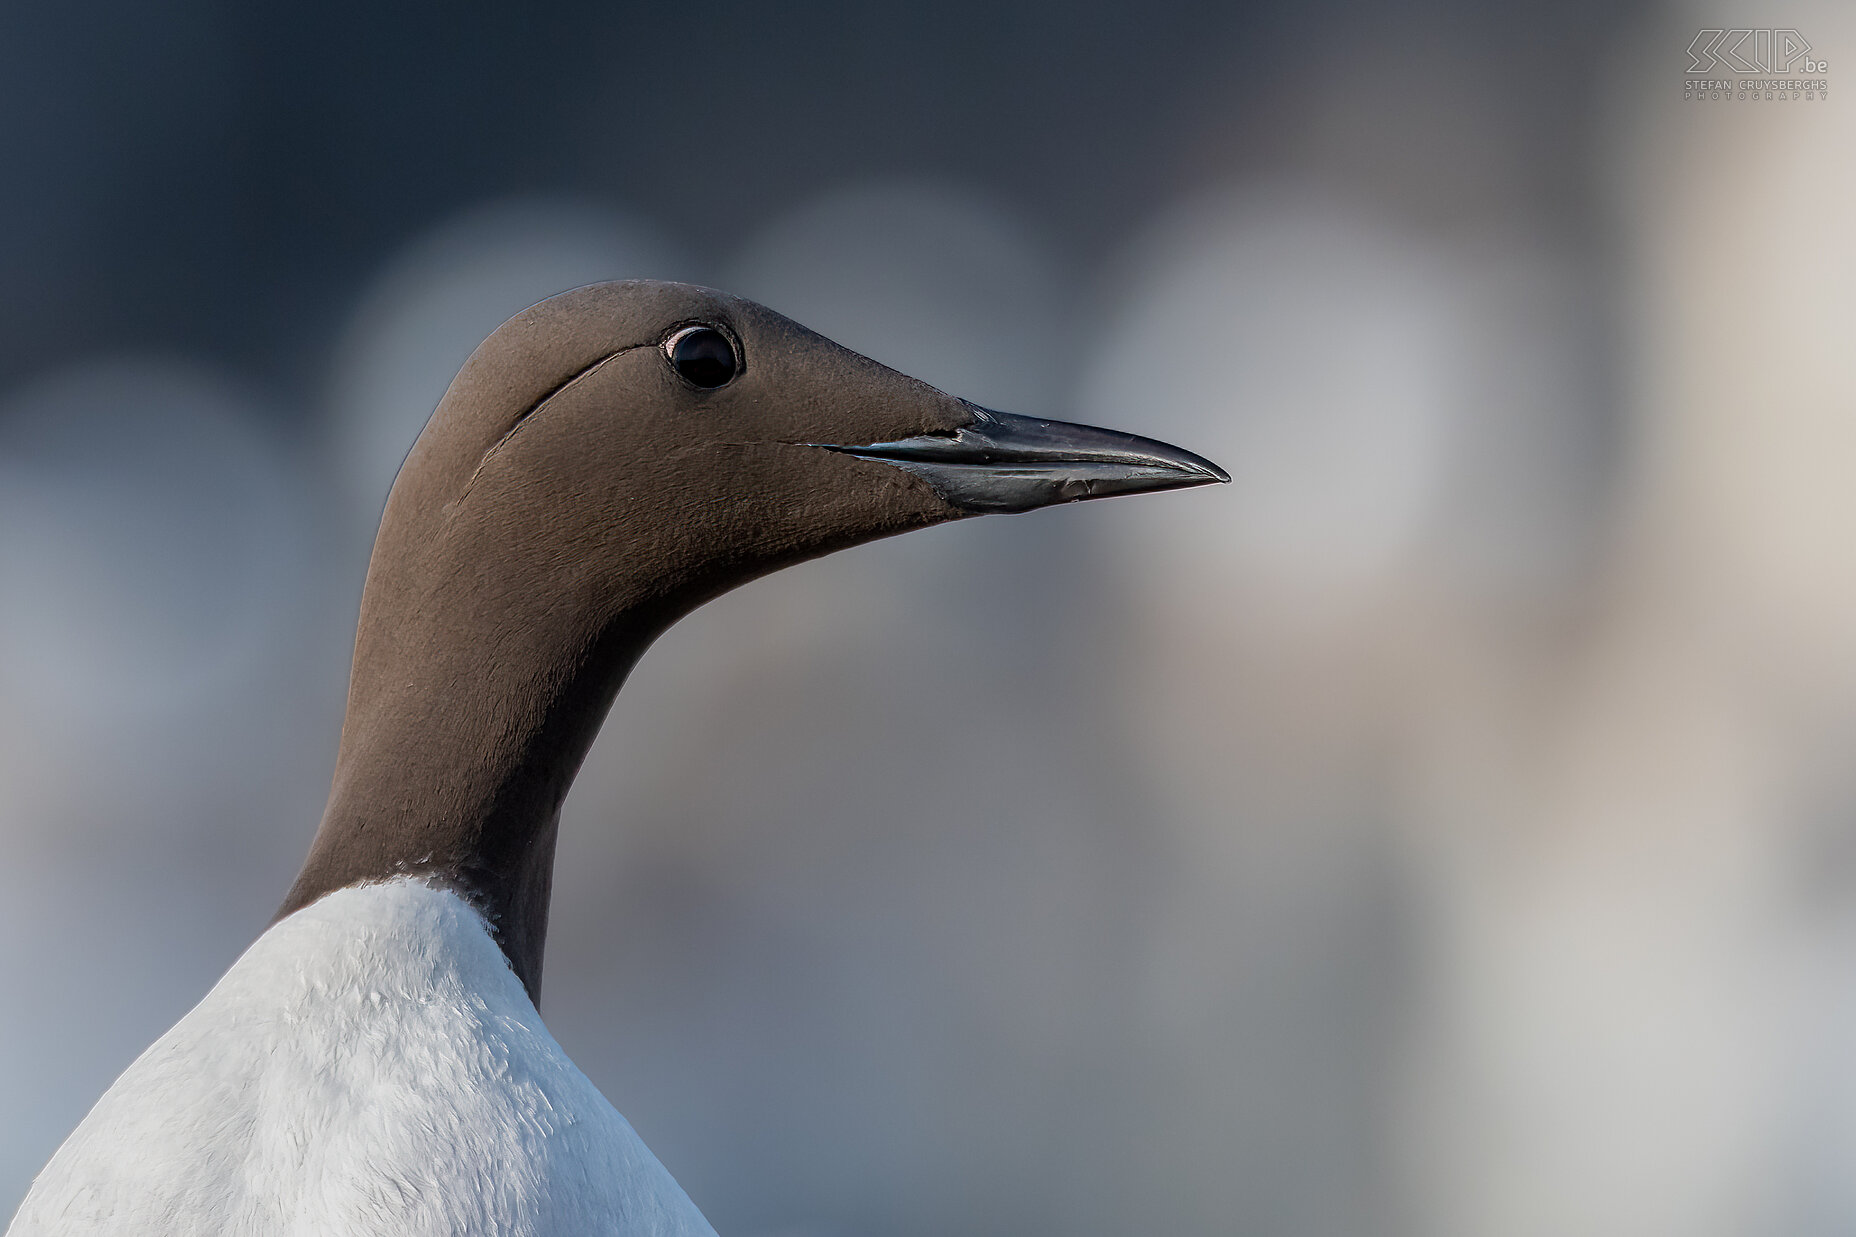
xmin=279 ymin=280 xmax=1225 ymax=1002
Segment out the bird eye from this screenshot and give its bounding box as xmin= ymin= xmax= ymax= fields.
xmin=664 ymin=325 xmax=739 ymax=389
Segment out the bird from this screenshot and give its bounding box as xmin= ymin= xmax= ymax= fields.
xmin=6 ymin=280 xmax=1226 ymax=1236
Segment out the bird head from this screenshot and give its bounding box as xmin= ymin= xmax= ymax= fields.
xmin=369 ymin=279 xmax=1226 ymax=642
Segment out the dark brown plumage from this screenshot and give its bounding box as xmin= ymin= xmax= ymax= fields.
xmin=278 ymin=280 xmax=1223 ymax=1001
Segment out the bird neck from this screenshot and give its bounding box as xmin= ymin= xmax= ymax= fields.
xmin=276 ymin=574 xmax=675 ymax=1007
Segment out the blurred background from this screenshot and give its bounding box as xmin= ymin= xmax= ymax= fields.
xmin=2 ymin=0 xmax=1852 ymax=1233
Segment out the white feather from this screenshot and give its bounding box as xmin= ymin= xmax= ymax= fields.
xmin=7 ymin=879 xmax=718 ymax=1237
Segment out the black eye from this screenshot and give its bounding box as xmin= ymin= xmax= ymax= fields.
xmin=665 ymin=325 xmax=739 ymax=389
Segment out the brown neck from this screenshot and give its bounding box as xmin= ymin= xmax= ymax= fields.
xmin=276 ymin=564 xmax=680 ymax=1006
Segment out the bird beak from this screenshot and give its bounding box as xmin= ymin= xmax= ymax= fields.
xmin=817 ymin=404 xmax=1230 ymax=514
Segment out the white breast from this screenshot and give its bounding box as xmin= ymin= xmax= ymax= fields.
xmin=6 ymin=879 xmax=718 ymax=1237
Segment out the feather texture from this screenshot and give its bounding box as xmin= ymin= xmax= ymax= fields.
xmin=8 ymin=879 xmax=716 ymax=1237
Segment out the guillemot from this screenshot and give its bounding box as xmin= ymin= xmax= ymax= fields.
xmin=6 ymin=280 xmax=1225 ymax=1236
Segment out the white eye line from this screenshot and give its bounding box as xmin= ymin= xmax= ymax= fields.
xmin=662 ymin=324 xmax=710 ymax=357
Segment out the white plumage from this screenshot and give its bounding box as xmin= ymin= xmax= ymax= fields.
xmin=8 ymin=879 xmax=716 ymax=1237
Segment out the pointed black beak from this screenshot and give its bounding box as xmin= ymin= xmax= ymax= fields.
xmin=818 ymin=404 xmax=1230 ymax=514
